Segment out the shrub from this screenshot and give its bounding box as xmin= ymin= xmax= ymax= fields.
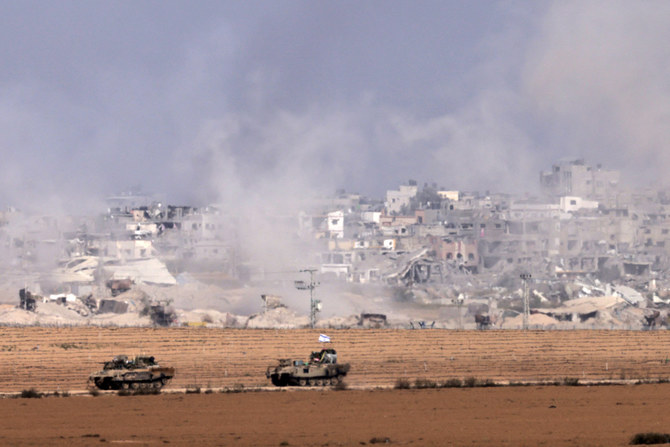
xmin=630 ymin=432 xmax=670 ymax=445
xmin=442 ymin=378 xmax=462 ymax=388
xmin=221 ymin=383 xmax=245 ymax=394
xmin=20 ymin=388 xmax=42 ymax=398
xmin=463 ymin=377 xmax=478 ymax=388
xmin=414 ymin=378 xmax=437 ymax=389
xmin=185 ymin=386 xmax=201 ymax=394
xmin=89 ymin=388 xmax=100 ymax=397
xmin=369 ymin=437 xmax=391 ymax=444
xmin=479 ymin=379 xmax=497 ymax=387
xmin=394 ymin=378 xmax=411 ymax=389
xmin=562 ymin=377 xmax=580 ymax=386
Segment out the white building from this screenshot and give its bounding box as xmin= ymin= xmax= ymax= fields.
xmin=327 ymin=210 xmax=344 ymax=239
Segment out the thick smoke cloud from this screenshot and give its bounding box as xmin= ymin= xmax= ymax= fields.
xmin=522 ymin=1 xmax=670 ymax=186
xmin=0 ymin=0 xmax=667 ymax=217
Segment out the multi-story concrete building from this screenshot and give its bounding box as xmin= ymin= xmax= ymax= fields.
xmin=540 ymin=159 xmax=620 ymax=200
xmin=385 ymin=183 xmax=418 ymax=215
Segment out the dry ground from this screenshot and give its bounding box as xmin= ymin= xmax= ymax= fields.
xmin=1 ymin=385 xmax=670 ymax=446
xmin=3 ymin=328 xmax=670 ymax=446
xmin=1 ymin=327 xmax=670 ymax=392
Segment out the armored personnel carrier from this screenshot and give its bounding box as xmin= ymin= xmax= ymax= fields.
xmin=266 ymin=348 xmax=350 ymax=387
xmin=88 ymin=355 xmax=175 ymax=390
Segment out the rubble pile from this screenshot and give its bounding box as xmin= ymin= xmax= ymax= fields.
xmin=246 ymin=307 xmax=310 ymax=329
xmin=1 ymin=267 xmax=668 ymax=330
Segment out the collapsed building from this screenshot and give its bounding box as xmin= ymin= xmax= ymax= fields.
xmin=282 ymin=162 xmax=670 ymax=329
xmin=4 ymin=161 xmax=670 ymax=329
xmin=305 ymin=161 xmax=670 ymax=287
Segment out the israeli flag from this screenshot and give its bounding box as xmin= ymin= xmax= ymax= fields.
xmin=318 ymin=334 xmax=331 ymax=343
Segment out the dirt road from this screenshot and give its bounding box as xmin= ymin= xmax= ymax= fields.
xmin=1 ymin=385 xmax=668 ymax=446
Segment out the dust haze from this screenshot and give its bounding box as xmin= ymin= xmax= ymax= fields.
xmin=0 ymin=1 xmax=668 ymax=318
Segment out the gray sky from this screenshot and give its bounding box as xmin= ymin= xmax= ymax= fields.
xmin=1 ymin=0 xmax=669 ymax=213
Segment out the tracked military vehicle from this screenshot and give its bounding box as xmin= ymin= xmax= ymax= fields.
xmin=88 ymin=355 xmax=175 ymax=390
xmin=266 ymin=348 xmax=350 ymax=387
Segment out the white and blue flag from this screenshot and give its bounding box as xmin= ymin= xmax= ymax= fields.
xmin=318 ymin=334 xmax=331 ymax=343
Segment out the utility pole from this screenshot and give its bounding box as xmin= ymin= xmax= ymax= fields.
xmin=520 ymin=273 xmax=532 ymax=330
xmin=295 ymin=269 xmax=321 ymax=328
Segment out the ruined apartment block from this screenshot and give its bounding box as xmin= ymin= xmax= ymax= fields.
xmin=7 ymin=158 xmax=670 ymax=300
xmin=318 ymin=159 xmax=666 ymax=286
xmin=540 ymin=158 xmax=620 ymax=201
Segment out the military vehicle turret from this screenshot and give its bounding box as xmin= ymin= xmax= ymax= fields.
xmin=266 ymin=348 xmax=350 ymax=387
xmin=88 ymin=355 xmax=175 ymax=391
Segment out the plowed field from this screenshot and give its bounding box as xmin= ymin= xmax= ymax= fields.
xmin=1 ymin=327 xmax=670 ymax=392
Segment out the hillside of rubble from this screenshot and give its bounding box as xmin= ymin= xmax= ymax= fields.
xmin=0 ymin=262 xmax=667 ymax=330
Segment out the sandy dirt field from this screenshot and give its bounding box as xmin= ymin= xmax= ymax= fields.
xmin=1 ymin=327 xmax=670 ymax=392
xmin=1 ymin=385 xmax=669 ymax=446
